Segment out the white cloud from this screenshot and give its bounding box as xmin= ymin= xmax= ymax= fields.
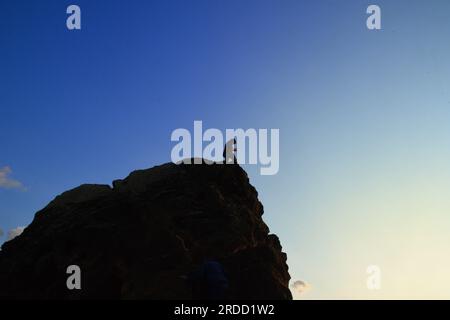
xmin=291 ymin=280 xmax=311 ymax=296
xmin=7 ymin=226 xmax=25 ymax=241
xmin=0 ymin=166 xmax=25 ymax=190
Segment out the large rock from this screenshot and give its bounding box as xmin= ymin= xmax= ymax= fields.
xmin=0 ymin=161 xmax=292 ymax=299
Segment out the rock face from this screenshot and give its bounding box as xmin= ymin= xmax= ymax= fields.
xmin=0 ymin=161 xmax=291 ymax=299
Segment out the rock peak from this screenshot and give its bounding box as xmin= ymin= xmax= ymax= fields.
xmin=0 ymin=161 xmax=291 ymax=299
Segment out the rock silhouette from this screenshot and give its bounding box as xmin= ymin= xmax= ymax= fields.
xmin=0 ymin=160 xmax=291 ymax=299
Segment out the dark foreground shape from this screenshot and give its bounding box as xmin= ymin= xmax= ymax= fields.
xmin=0 ymin=160 xmax=292 ymax=299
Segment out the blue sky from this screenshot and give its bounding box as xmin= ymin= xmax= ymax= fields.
xmin=2 ymin=0 xmax=450 ymax=298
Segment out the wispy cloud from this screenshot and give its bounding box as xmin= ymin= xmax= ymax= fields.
xmin=7 ymin=226 xmax=25 ymax=241
xmin=0 ymin=166 xmax=25 ymax=190
xmin=291 ymin=280 xmax=311 ymax=296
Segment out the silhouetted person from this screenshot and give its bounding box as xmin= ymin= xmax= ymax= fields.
xmin=223 ymin=138 xmax=237 ymax=164
xmin=188 ymin=260 xmax=229 ymax=299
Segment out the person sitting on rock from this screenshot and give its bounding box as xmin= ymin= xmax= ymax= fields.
xmin=222 ymin=138 xmax=237 ymax=164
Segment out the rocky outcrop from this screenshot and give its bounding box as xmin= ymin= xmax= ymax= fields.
xmin=0 ymin=160 xmax=291 ymax=299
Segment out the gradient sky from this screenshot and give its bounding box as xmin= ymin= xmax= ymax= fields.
xmin=2 ymin=0 xmax=450 ymax=299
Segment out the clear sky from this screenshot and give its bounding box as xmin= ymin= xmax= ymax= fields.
xmin=2 ymin=0 xmax=450 ymax=299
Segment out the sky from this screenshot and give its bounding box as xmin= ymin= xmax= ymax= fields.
xmin=2 ymin=0 xmax=450 ymax=299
